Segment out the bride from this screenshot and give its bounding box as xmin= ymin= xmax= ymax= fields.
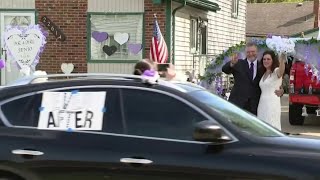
xmin=257 ymin=50 xmax=286 ymax=130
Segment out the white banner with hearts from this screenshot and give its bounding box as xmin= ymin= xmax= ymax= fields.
xmin=4 ymin=25 xmax=47 ymax=72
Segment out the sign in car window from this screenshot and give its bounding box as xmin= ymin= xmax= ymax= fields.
xmin=38 ymin=91 xmax=106 ymax=131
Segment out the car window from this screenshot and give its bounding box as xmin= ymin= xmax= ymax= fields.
xmin=0 ymin=88 xmax=123 ymax=133
xmin=121 ymin=89 xmax=206 ymax=140
xmin=188 ymin=90 xmax=284 ymax=137
xmin=1 ymin=93 xmax=42 ymax=127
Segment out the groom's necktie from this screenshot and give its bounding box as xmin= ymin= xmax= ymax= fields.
xmin=249 ymin=62 xmax=254 ymax=80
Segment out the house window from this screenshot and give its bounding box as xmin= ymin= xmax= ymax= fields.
xmin=190 ymin=18 xmax=198 ymax=53
xmin=199 ymin=21 xmax=208 ymax=55
xmin=89 ymin=14 xmax=143 ymax=61
xmin=232 ymin=0 xmax=239 ymax=18
xmin=190 ymin=18 xmax=208 ymax=55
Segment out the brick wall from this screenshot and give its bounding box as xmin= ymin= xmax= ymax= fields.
xmin=144 ymin=0 xmax=167 ymax=59
xmin=36 ymin=0 xmax=87 ymax=73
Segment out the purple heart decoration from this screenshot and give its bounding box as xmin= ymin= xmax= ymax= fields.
xmin=103 ymin=45 xmax=117 ymax=56
xmin=92 ymin=31 xmax=108 ymax=42
xmin=128 ymin=43 xmax=143 ymax=55
xmin=0 ymin=59 xmax=5 ymax=69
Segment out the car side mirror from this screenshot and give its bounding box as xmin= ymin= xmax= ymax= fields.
xmin=193 ymin=120 xmax=231 ymax=143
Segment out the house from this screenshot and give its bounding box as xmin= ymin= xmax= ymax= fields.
xmin=172 ymin=0 xmax=247 ymax=80
xmin=0 ymin=0 xmax=247 ymax=85
xmin=246 ymin=1 xmax=316 ymax=41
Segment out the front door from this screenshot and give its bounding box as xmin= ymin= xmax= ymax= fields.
xmin=0 ymin=12 xmax=35 ymax=85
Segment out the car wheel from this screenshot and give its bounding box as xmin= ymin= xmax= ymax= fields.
xmin=289 ymin=104 xmax=305 ymax=125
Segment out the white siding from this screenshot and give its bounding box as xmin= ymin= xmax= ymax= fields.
xmin=88 ymin=0 xmax=144 ymax=13
xmin=88 ymin=0 xmax=143 ymax=74
xmin=172 ymin=0 xmax=246 ymax=77
xmin=0 ymin=0 xmax=35 ymax=9
xmin=88 ymin=63 xmax=135 ymax=74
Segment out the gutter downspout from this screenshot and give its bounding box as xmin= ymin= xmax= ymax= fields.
xmin=172 ymin=0 xmax=186 ymax=64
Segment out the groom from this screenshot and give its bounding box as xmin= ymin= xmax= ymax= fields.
xmin=222 ymin=42 xmax=283 ymax=115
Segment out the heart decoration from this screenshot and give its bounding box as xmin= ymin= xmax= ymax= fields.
xmin=92 ymin=31 xmax=108 ymax=42
xmin=0 ymin=59 xmax=5 ymax=69
xmin=128 ymin=43 xmax=143 ymax=55
xmin=114 ymin=33 xmax=129 ymax=45
xmin=103 ymin=45 xmax=117 ymax=56
xmin=4 ymin=25 xmax=47 ymax=69
xmin=61 ymin=63 xmax=74 ymax=74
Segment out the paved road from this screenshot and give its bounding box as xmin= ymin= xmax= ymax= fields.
xmin=281 ymin=94 xmax=320 ymax=136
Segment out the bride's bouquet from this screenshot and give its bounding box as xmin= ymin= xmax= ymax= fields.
xmin=266 ymin=36 xmax=295 ymax=57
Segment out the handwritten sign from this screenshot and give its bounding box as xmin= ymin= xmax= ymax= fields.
xmin=41 ymin=16 xmax=66 ymax=41
xmin=38 ymin=92 xmax=106 ymax=130
xmin=4 ymin=25 xmax=47 ymax=69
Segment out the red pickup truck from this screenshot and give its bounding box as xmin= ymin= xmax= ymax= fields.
xmin=289 ymin=59 xmax=320 ymax=125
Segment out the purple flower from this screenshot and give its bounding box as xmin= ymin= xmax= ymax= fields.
xmin=142 ymin=70 xmax=156 ymax=77
xmin=0 ymin=59 xmax=5 ymax=69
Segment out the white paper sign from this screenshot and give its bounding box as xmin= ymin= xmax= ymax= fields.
xmin=38 ymin=92 xmax=106 ymax=131
xmin=4 ymin=25 xmax=46 ymax=69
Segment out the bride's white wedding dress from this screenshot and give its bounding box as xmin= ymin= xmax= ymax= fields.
xmin=257 ymin=67 xmax=282 ymax=130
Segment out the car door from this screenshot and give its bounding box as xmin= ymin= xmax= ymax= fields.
xmin=0 ymin=87 xmax=128 ymax=180
xmin=111 ymin=87 xmax=280 ymax=180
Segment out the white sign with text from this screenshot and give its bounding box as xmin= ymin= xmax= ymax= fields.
xmin=38 ymin=92 xmax=106 ymax=131
xmin=4 ymin=25 xmax=46 ymax=69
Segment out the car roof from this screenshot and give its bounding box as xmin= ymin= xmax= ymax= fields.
xmin=7 ymin=73 xmax=143 ymax=86
xmin=1 ymin=73 xmax=204 ymax=97
xmin=171 ymin=81 xmax=206 ymax=92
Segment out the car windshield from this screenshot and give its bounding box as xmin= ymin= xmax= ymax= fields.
xmin=187 ymin=89 xmax=284 ymax=137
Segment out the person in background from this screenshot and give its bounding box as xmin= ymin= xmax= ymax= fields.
xmin=133 ymin=59 xmax=177 ymax=81
xmin=133 ymin=59 xmax=153 ymax=76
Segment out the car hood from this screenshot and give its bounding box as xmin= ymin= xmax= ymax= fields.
xmin=252 ymin=135 xmax=320 ymax=157
xmin=224 ymin=135 xmax=320 ymax=177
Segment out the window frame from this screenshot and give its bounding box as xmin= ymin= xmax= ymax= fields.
xmin=190 ymin=18 xmax=198 ymax=53
xmin=0 ymin=85 xmax=238 ymax=143
xmin=87 ymin=12 xmax=145 ymax=64
xmin=199 ymin=20 xmax=208 ymax=55
xmin=189 ymin=17 xmax=208 ymax=55
xmin=231 ymin=0 xmax=239 ymax=18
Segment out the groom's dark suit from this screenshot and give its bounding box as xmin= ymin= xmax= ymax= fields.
xmin=222 ymin=59 xmax=263 ymax=115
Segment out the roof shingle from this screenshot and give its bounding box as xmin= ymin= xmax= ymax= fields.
xmin=246 ymin=2 xmax=314 ymax=37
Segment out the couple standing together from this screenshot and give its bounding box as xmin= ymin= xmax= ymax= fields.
xmin=222 ymin=42 xmax=285 ymax=130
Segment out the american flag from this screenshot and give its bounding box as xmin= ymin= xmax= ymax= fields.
xmin=150 ymin=15 xmax=168 ymax=63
